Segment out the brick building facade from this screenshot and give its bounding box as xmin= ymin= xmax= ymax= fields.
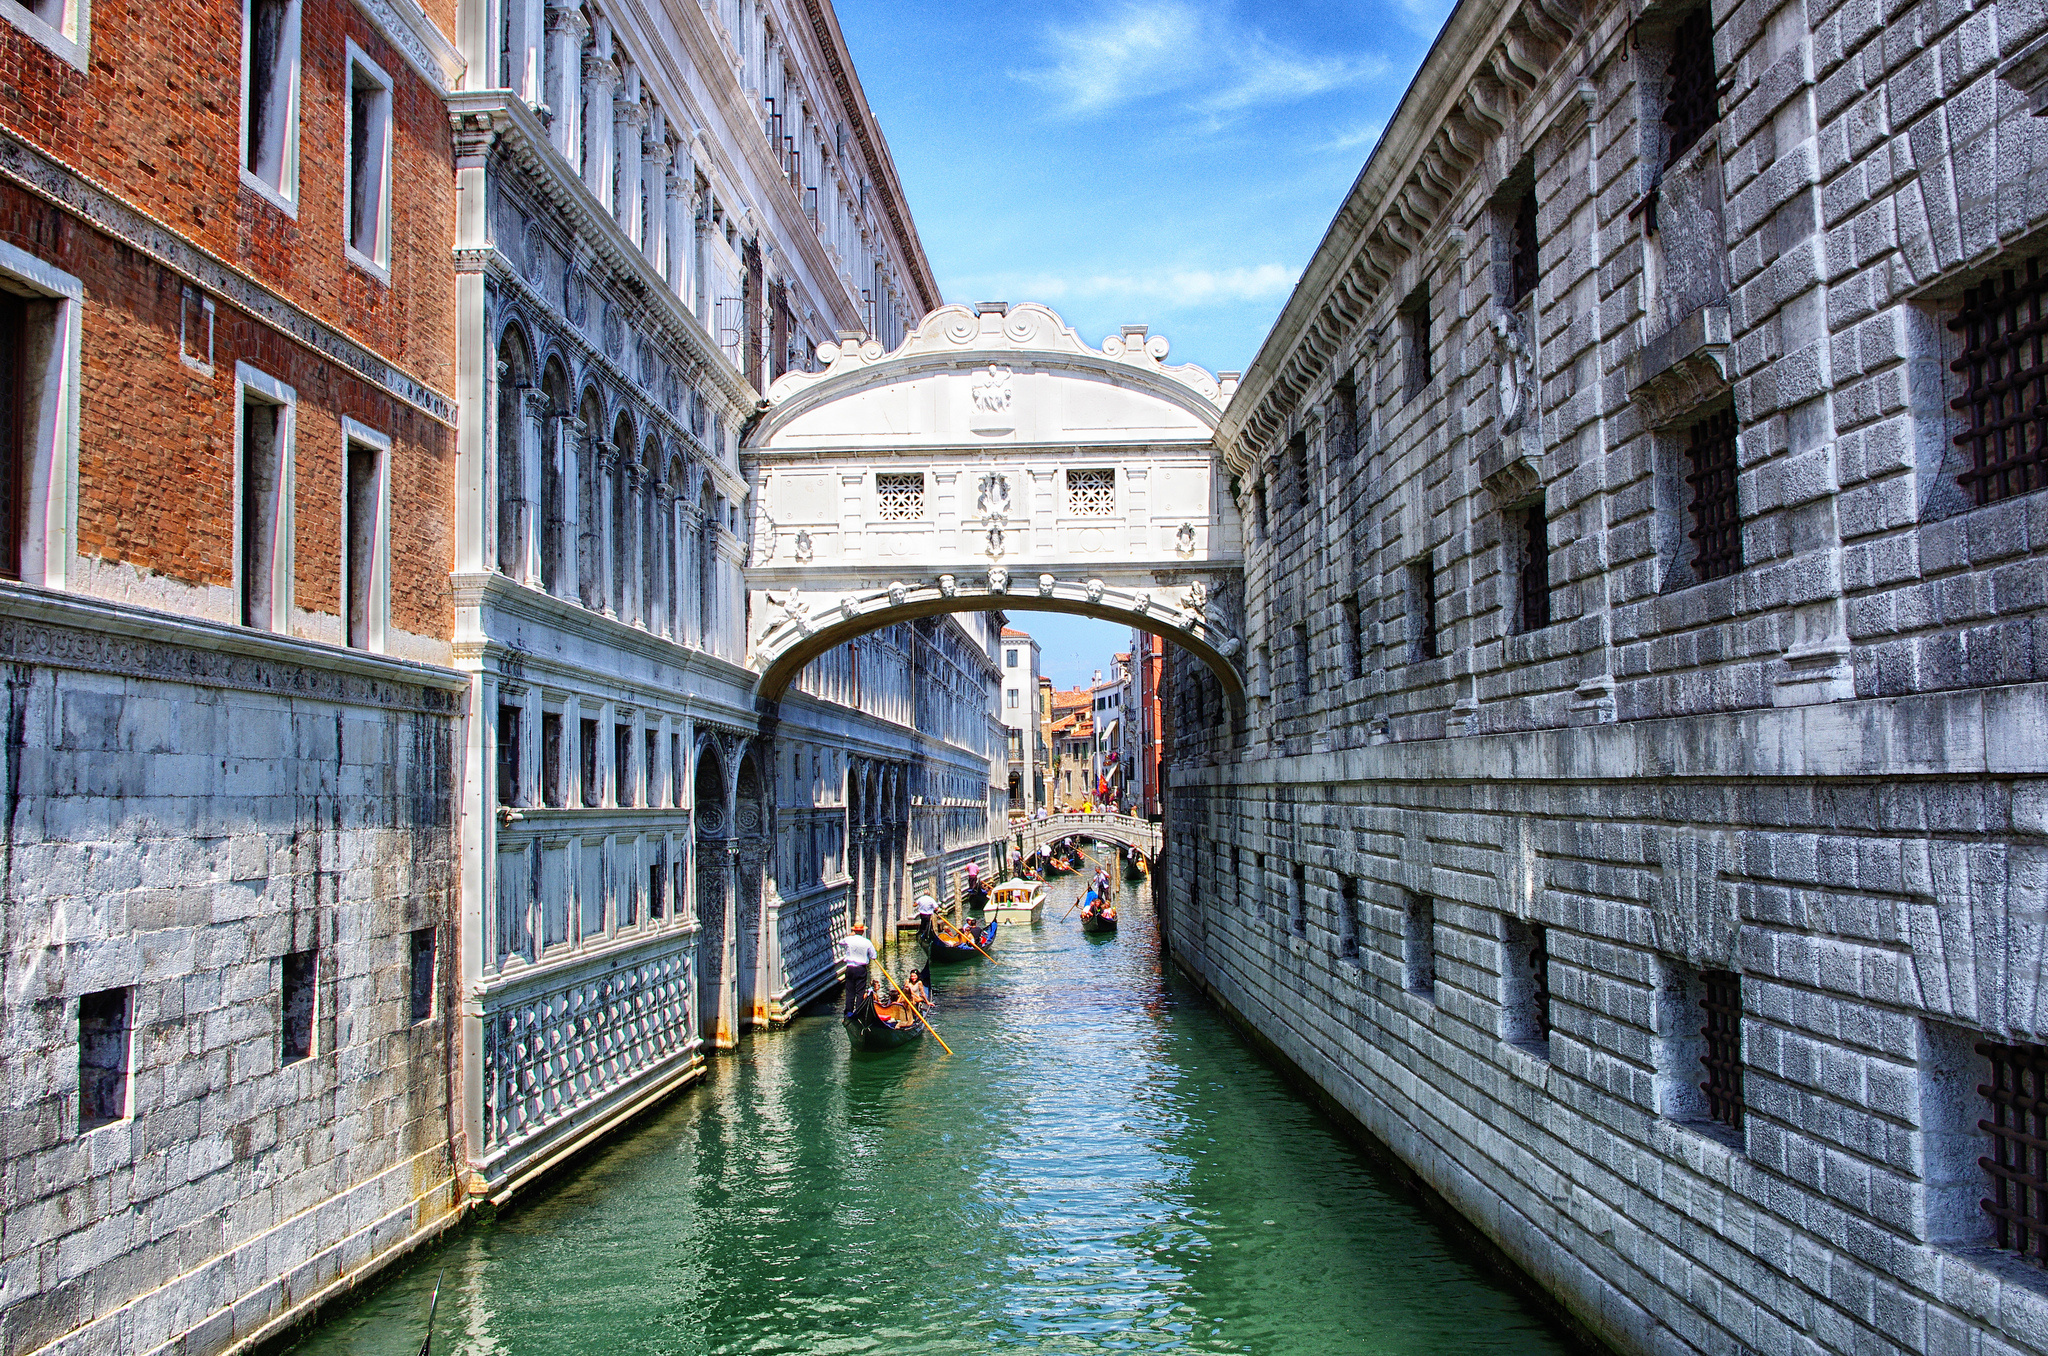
xmin=1162 ymin=0 xmax=2048 ymax=1350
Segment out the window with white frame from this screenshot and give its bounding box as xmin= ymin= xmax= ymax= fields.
xmin=2 ymin=0 xmax=88 ymax=70
xmin=1066 ymin=467 xmax=1115 ymax=516
xmin=241 ymin=0 xmax=302 ymax=212
xmin=236 ymin=363 xmax=296 ymax=632
xmin=0 ymin=242 xmax=82 ymax=591
xmin=345 ymin=43 xmax=393 ymax=275
xmin=342 ymin=419 xmax=389 ymax=652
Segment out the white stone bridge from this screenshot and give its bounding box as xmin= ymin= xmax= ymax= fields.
xmin=741 ymin=303 xmax=1247 ymax=704
xmin=1011 ymin=812 xmax=1162 ymax=862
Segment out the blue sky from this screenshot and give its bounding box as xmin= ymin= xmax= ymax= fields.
xmin=835 ymin=0 xmax=1452 ymax=683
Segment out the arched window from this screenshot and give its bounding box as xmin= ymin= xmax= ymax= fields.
xmin=540 ymin=357 xmax=570 ymax=596
xmin=668 ymin=454 xmax=687 ymax=639
xmin=642 ymin=433 xmax=662 ymax=632
xmin=610 ymin=410 xmax=634 ymax=619
xmin=577 ymin=389 xmax=606 ymax=610
xmin=496 ymin=326 xmax=532 ymax=577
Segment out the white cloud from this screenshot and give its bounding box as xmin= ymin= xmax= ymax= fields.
xmin=1318 ymin=122 xmax=1385 ymax=154
xmin=1014 ymin=2 xmax=1384 ymax=121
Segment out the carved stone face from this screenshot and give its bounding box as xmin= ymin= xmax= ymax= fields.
xmin=939 ymin=574 xmax=957 ymax=598
xmin=1086 ymin=578 xmax=1105 ymax=604
xmin=988 ymin=566 xmax=1009 ymax=593
xmin=1038 ymin=574 xmax=1056 ymax=597
xmin=888 ymin=581 xmax=907 ymax=607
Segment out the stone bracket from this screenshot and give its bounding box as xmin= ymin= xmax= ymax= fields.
xmin=1478 ymin=435 xmax=1545 ymax=506
xmin=2000 ymin=32 xmax=2048 ymax=116
xmin=1627 ymin=303 xmax=1731 ymax=428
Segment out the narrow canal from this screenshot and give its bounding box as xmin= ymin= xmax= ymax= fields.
xmin=289 ymin=859 xmax=1580 ymax=1355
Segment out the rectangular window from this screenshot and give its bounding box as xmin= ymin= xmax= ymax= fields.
xmin=496 ymin=703 xmax=521 ymax=806
xmin=614 ymin=722 xmax=634 ymax=807
xmin=1502 ymin=918 xmax=1551 ymax=1054
xmin=1402 ymin=894 xmax=1435 ymax=996
xmin=407 ymin=927 xmax=434 ymax=1024
xmin=1510 ymin=189 xmax=1539 ymax=308
xmin=343 ymin=426 xmax=387 ymax=651
xmin=1292 ymin=622 xmax=1311 ymax=700
xmin=2 ymin=0 xmax=88 ymax=69
xmin=1337 ymin=875 xmax=1360 ymax=960
xmin=580 ymin=717 xmax=600 ymax=807
xmin=1699 ymin=968 xmax=1745 ymax=1131
xmin=1977 ymin=1040 xmax=2048 ymax=1263
xmin=645 ymin=729 xmax=660 ymax=806
xmin=1253 ymin=480 xmax=1268 ymax=539
xmin=78 ymin=986 xmax=132 ymax=1131
xmin=1662 ymin=5 xmax=1720 ymax=168
xmin=1006 ymin=648 xmax=1019 ymax=668
xmin=180 ymin=285 xmax=214 ymax=375
xmin=541 ymin=711 xmax=563 ymax=807
xmin=241 ymin=0 xmax=303 ymax=210
xmin=875 ymin=471 xmax=925 ymax=521
xmin=345 ymin=44 xmax=393 ymax=274
xmin=1290 ymin=863 xmax=1307 ymax=936
xmin=1332 ymin=376 xmax=1359 ymax=464
xmin=1950 ymin=256 xmax=2048 ymax=507
xmin=649 ymin=859 xmax=666 ymax=919
xmin=1066 ymin=467 xmax=1116 ymax=516
xmin=237 ymin=365 xmax=295 ymax=632
xmin=280 ymin=947 xmax=316 ymax=1063
xmin=0 ymin=293 xmax=23 ymax=582
xmin=1407 ymin=557 xmax=1438 ymax=662
xmin=1342 ymin=594 xmax=1364 ymax=681
xmin=1517 ymin=499 xmax=1551 ymax=631
xmin=1686 ymin=406 xmax=1743 ymax=580
xmin=1007 ymin=688 xmax=1020 ymax=709
xmin=1402 ymin=284 xmax=1432 ymax=400
xmin=671 ymin=731 xmax=683 ymax=807
xmin=0 ymin=245 xmax=80 ymax=590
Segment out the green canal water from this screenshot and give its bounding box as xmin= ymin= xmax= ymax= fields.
xmin=288 ymin=866 xmax=1580 ymax=1355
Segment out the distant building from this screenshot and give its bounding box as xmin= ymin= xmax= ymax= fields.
xmin=1128 ymin=630 xmax=1165 ymax=819
xmin=1048 ymin=686 xmax=1094 ymax=808
xmin=998 ymin=626 xmax=1044 ymax=811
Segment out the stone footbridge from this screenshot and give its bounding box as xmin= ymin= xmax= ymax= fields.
xmin=1009 ymin=812 xmax=1161 ymax=862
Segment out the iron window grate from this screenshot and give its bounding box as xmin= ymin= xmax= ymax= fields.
xmin=1686 ymin=407 xmax=1743 ymax=580
xmin=1978 ymin=1040 xmax=2048 ymax=1265
xmin=1949 ymin=257 xmax=2048 ymax=507
xmin=1510 ymin=190 xmax=1540 ymax=308
xmin=1698 ymin=969 xmax=1744 ymax=1131
xmin=1519 ymin=500 xmax=1551 ymax=631
xmin=1529 ymin=924 xmax=1552 ymax=1041
xmin=1663 ymin=7 xmax=1720 ymax=167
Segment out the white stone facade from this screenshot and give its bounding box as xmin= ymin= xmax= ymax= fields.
xmin=1162 ymin=0 xmax=2048 ymax=1349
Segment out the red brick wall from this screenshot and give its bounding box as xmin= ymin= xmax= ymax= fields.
xmin=0 ymin=0 xmax=456 ymax=644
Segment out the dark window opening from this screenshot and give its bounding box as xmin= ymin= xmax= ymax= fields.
xmin=1699 ymin=968 xmax=1744 ymax=1131
xmin=1510 ymin=189 xmax=1540 ymax=308
xmin=614 ymin=723 xmax=634 ymax=807
xmin=1979 ymin=1040 xmax=2048 ymax=1265
xmin=1402 ymin=894 xmax=1436 ymax=996
xmin=672 ymin=732 xmax=684 ymax=807
xmin=580 ymin=717 xmax=600 ymax=807
xmin=1663 ymin=6 xmax=1720 ymax=168
xmin=408 ymin=927 xmax=434 ymax=1024
xmin=645 ymin=729 xmax=660 ymax=806
xmin=1685 ymin=406 xmax=1743 ymax=580
xmin=239 ymin=396 xmax=283 ymax=629
xmin=1342 ymin=594 xmax=1365 ymax=681
xmin=1292 ymin=622 xmax=1312 ymax=700
xmin=1408 ymin=558 xmax=1439 ymax=662
xmin=79 ymin=986 xmax=132 ymax=1131
xmin=1518 ymin=499 xmax=1552 ymax=631
xmin=496 ymin=704 xmax=521 ymax=807
xmin=1503 ymin=918 xmax=1552 ymax=1053
xmin=345 ymin=442 xmax=377 ymax=649
xmin=244 ymin=0 xmax=296 ymax=189
xmin=1950 ymin=257 xmax=2048 ymax=507
xmin=0 ymin=294 xmax=26 ymax=582
xmin=1290 ymin=863 xmax=1307 ymax=936
xmin=541 ymin=712 xmax=563 ymax=808
xmin=1253 ymin=480 xmax=1269 ymax=539
xmin=1333 ymin=377 xmax=1359 ymax=464
xmin=1338 ymin=876 xmax=1361 ymax=960
xmin=280 ymin=948 xmax=317 ymax=1063
xmin=1402 ymin=284 xmax=1433 ymax=399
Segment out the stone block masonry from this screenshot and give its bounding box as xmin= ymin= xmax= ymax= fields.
xmin=1166 ymin=0 xmax=2048 ymax=1346
xmin=0 ymin=591 xmax=466 ymax=1356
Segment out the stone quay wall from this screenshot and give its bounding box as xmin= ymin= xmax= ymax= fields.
xmin=1163 ymin=0 xmax=2048 ymax=1347
xmin=0 ymin=591 xmax=465 ymax=1356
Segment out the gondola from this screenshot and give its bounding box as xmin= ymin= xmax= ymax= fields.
xmin=842 ymin=984 xmax=926 ymax=1050
xmin=1123 ymin=852 xmax=1146 ymax=882
xmin=1079 ymin=890 xmax=1118 ymax=934
xmin=922 ymin=912 xmax=998 ymax=962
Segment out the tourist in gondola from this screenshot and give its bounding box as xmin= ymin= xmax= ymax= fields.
xmin=963 ymin=862 xmax=989 ymax=914
xmin=841 ymin=923 xmax=877 ymax=1017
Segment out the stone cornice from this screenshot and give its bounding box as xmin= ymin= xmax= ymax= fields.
xmin=449 ymin=91 xmax=758 ymax=419
xmin=346 ymin=0 xmax=463 ymax=93
xmin=0 ymin=129 xmax=457 ymax=425
xmin=1217 ymin=0 xmax=1592 ymax=469
xmin=454 ymin=570 xmax=760 ymax=689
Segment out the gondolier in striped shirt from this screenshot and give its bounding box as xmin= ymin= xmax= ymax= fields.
xmin=841 ymin=924 xmax=877 ymax=1016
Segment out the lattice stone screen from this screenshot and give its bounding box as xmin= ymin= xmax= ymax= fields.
xmin=876 ymin=472 xmax=926 ymax=521
xmin=1067 ymin=468 xmax=1116 ymax=516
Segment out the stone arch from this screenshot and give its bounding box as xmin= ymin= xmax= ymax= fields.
xmin=495 ymin=323 xmax=533 ymax=578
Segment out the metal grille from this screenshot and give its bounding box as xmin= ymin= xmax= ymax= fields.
xmin=875 ymin=472 xmax=925 ymax=521
xmin=1529 ymin=924 xmax=1551 ymax=1040
xmin=1411 ymin=560 xmax=1439 ymax=661
xmin=1067 ymin=467 xmax=1116 ymax=516
xmin=1519 ymin=500 xmax=1551 ymax=631
xmin=1698 ymin=969 xmax=1744 ymax=1131
xmin=1978 ymin=1040 xmax=2048 ymax=1264
xmin=1510 ymin=190 xmax=1539 ymax=308
xmin=1950 ymin=257 xmax=2048 ymax=507
xmin=1686 ymin=406 xmax=1743 ymax=580
xmin=1663 ymin=6 xmax=1720 ymax=167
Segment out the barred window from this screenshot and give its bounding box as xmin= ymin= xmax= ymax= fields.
xmin=1510 ymin=189 xmax=1539 ymax=308
xmin=1950 ymin=257 xmax=2048 ymax=507
xmin=1685 ymin=406 xmax=1743 ymax=580
xmin=1067 ymin=467 xmax=1116 ymax=516
xmin=1663 ymin=6 xmax=1720 ymax=167
xmin=1699 ymin=968 xmax=1744 ymax=1131
xmin=1518 ymin=499 xmax=1551 ymax=631
xmin=875 ymin=472 xmax=925 ymax=521
xmin=1978 ymin=1040 xmax=2048 ymax=1264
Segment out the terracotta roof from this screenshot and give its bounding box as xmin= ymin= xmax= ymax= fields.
xmin=1000 ymin=627 xmax=1033 ymax=639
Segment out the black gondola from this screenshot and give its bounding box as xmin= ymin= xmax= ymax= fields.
xmin=1079 ymin=890 xmax=1118 ymax=934
xmin=921 ymin=913 xmax=998 ymax=962
xmin=842 ymin=985 xmax=926 ymax=1050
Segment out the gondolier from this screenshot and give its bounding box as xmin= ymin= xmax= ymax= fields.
xmin=841 ymin=924 xmax=877 ymax=1016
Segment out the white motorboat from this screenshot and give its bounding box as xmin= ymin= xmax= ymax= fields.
xmin=987 ymin=880 xmax=1047 ymax=924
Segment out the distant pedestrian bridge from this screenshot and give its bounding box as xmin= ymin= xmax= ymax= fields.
xmin=742 ymin=303 xmax=1246 ymax=702
xmin=1012 ymin=812 xmax=1162 ymax=861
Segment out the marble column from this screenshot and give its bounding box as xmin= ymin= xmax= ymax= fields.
xmin=581 ymin=48 xmax=618 ymax=209
xmin=544 ymin=0 xmax=586 ymax=164
xmin=519 ymin=387 xmax=548 ymax=584
xmin=615 ymin=90 xmax=647 ymax=244
xmin=644 ymin=119 xmax=669 ymax=273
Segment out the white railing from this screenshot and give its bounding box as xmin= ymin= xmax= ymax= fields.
xmin=1011 ymin=811 xmax=1160 ymax=859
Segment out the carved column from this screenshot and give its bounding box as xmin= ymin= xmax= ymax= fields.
xmin=519 ymin=387 xmax=548 ymax=585
xmin=581 ymin=48 xmax=618 ymax=209
xmin=509 ymin=0 xmax=544 ymax=103
xmin=682 ymin=502 xmax=705 ymax=649
xmin=580 ymin=435 xmax=610 ymax=611
xmin=546 ymin=413 xmax=582 ymax=599
xmin=597 ymin=441 xmax=619 ymax=616
xmin=643 ymin=118 xmax=669 ymax=272
xmin=615 ymin=93 xmax=648 ymax=244
xmin=622 ymin=460 xmax=645 ymax=627
xmin=664 ymin=163 xmax=687 ymax=298
xmin=544 ymin=0 xmax=587 ymax=164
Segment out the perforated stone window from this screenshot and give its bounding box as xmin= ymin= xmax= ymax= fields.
xmin=1066 ymin=467 xmax=1116 ymax=516
xmin=875 ymin=471 xmax=925 ymax=521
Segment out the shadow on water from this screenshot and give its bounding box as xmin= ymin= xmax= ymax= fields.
xmin=283 ymin=855 xmax=1588 ymax=1355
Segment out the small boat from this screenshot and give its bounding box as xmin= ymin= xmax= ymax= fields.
xmin=1079 ymin=890 xmax=1118 ymax=934
xmin=1123 ymin=853 xmax=1146 ymax=881
xmin=922 ymin=913 xmax=998 ymax=962
xmin=988 ymin=880 xmax=1046 ymax=924
xmin=843 ymin=986 xmax=926 ymax=1050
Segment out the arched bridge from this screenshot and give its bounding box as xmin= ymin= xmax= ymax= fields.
xmin=1012 ymin=812 xmax=1162 ymax=861
xmin=742 ymin=303 xmax=1246 ymax=699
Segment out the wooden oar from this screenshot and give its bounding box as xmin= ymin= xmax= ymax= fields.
xmin=416 ymin=1264 xmax=445 ymax=1356
xmin=879 ymin=967 xmax=953 ymax=1055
